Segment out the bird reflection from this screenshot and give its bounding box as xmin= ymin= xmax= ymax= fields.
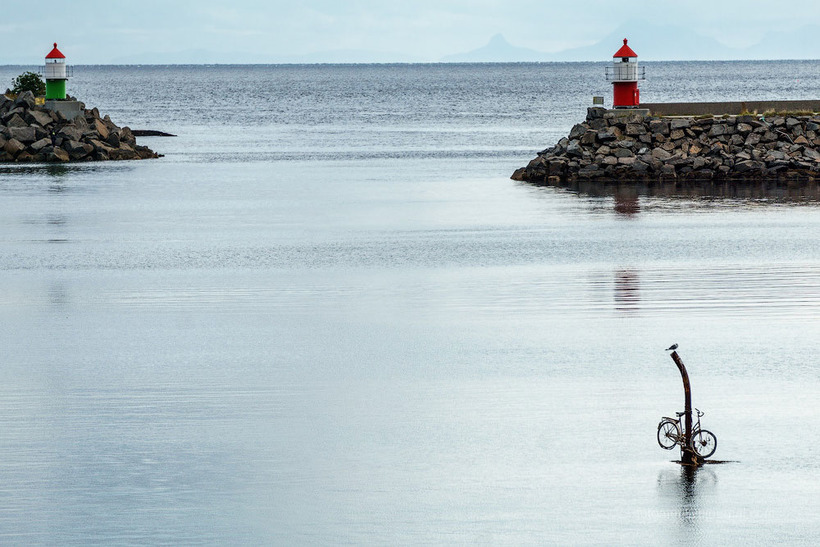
xmin=614 ymin=269 xmax=640 ymax=313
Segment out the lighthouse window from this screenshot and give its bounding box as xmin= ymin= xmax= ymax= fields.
xmin=622 ymin=57 xmax=629 ymax=62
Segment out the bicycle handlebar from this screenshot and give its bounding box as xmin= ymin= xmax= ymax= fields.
xmin=675 ymin=409 xmax=705 ymax=417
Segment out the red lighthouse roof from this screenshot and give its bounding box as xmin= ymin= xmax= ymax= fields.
xmin=46 ymin=43 xmax=65 ymax=59
xmin=613 ymin=38 xmax=637 ymax=58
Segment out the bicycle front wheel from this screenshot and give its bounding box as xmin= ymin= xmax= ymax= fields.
xmin=657 ymin=420 xmax=679 ymax=450
xmin=692 ymin=430 xmax=717 ymax=458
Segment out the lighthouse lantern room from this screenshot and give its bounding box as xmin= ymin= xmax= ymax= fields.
xmin=605 ymin=38 xmax=645 ymax=108
xmin=44 ymin=42 xmax=69 ymax=100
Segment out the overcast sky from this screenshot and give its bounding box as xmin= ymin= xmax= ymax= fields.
xmin=4 ymin=0 xmax=820 ymax=63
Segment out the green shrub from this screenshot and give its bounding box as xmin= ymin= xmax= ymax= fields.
xmin=11 ymin=71 xmax=46 ymax=96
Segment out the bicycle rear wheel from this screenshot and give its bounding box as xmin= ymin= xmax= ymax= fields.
xmin=692 ymin=430 xmax=717 ymax=458
xmin=657 ymin=420 xmax=679 ymax=450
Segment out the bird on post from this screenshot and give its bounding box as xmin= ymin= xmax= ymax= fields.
xmin=666 ymin=343 xmax=678 ymax=351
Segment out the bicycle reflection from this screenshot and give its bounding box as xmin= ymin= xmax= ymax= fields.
xmin=657 ymin=465 xmax=718 ymax=539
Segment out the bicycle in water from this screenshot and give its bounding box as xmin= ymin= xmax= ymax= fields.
xmin=657 ymin=408 xmax=717 ymax=458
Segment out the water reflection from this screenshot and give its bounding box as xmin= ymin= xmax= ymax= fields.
xmin=531 ymin=179 xmax=820 ymax=206
xmin=49 ymin=283 xmax=69 ymax=306
xmin=46 ymin=165 xmax=71 ymax=178
xmin=614 ymin=269 xmax=640 ymax=313
xmin=0 ymin=164 xmax=71 ymax=178
xmin=0 ymin=163 xmax=130 ymax=193
xmin=21 ymin=213 xmax=71 ymax=244
xmin=657 ymin=465 xmax=718 ymax=541
xmin=0 ymin=163 xmax=127 ymax=177
xmin=614 ymin=187 xmax=640 ymax=217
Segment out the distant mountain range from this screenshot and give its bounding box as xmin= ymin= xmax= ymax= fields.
xmin=7 ymin=19 xmax=820 ymax=65
xmin=441 ymin=34 xmax=548 ymax=63
xmin=444 ymin=21 xmax=820 ymax=62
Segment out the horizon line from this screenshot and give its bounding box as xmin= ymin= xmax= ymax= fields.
xmin=3 ymin=58 xmax=820 ymax=67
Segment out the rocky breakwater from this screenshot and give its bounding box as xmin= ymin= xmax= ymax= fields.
xmin=512 ymin=107 xmax=820 ymax=184
xmin=1 ymin=91 xmax=159 ymax=163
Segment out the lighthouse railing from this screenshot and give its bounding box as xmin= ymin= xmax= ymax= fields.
xmin=40 ymin=65 xmax=73 ymax=79
xmin=605 ymin=65 xmax=646 ymax=82
xmin=43 ymin=64 xmax=67 ymax=79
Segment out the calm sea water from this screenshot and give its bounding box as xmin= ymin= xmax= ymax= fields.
xmin=1 ymin=62 xmax=820 ymax=545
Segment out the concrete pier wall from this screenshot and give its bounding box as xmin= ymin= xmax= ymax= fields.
xmin=642 ymin=100 xmax=820 ymax=117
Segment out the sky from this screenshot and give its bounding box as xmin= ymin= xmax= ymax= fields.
xmin=4 ymin=0 xmax=820 ymax=64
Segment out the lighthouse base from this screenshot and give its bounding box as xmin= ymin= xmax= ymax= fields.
xmin=44 ymin=100 xmax=82 ymax=121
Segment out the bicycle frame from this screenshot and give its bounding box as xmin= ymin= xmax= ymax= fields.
xmin=658 ymin=408 xmax=716 ymax=458
xmin=662 ymin=408 xmax=704 ymax=435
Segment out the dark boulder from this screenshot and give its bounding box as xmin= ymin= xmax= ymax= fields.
xmin=4 ymin=113 xmax=28 ymax=128
xmin=8 ymin=126 xmax=36 ymax=143
xmin=569 ymin=124 xmax=588 ymax=140
xmin=30 ymin=137 xmax=51 ymax=152
xmin=120 ymin=127 xmax=136 ymax=146
xmin=13 ymin=91 xmax=35 ymax=109
xmin=4 ymin=138 xmax=26 ymax=156
xmin=106 ymin=131 xmax=121 ymax=148
xmin=47 ymin=148 xmax=70 ymax=162
xmin=26 ymin=109 xmax=53 ymax=128
xmin=63 ymin=140 xmax=94 ymax=160
xmin=58 ymin=126 xmax=84 ymax=142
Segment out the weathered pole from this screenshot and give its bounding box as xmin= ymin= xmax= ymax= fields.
xmin=669 ymin=351 xmax=701 ymax=465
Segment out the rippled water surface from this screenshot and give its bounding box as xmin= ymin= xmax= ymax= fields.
xmin=1 ymin=62 xmax=820 ymax=545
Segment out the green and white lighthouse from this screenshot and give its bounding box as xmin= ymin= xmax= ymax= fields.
xmin=44 ymin=43 xmax=68 ymax=100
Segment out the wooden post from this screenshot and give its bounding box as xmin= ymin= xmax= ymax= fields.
xmin=669 ymin=351 xmax=701 ymax=465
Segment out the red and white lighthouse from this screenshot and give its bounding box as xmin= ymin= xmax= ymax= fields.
xmin=606 ymin=38 xmax=645 ymax=108
xmin=44 ymin=43 xmax=69 ymax=100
